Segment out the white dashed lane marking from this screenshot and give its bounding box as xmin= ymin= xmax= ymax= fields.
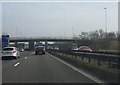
xmin=14 ymin=62 xmax=20 ymax=67
xmin=25 ymin=57 xmax=27 ymax=59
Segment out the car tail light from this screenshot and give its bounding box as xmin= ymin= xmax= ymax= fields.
xmin=13 ymin=51 xmax=16 ymax=53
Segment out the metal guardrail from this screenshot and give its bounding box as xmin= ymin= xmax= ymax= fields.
xmin=91 ymin=51 xmax=119 ymax=55
xmin=47 ymin=49 xmax=119 ymax=68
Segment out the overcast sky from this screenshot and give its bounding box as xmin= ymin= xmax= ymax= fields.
xmin=2 ymin=1 xmax=118 ymax=37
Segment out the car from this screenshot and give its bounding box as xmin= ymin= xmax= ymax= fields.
xmin=78 ymin=46 xmax=92 ymax=52
xmin=35 ymin=46 xmax=45 ymax=55
xmin=2 ymin=47 xmax=20 ymax=59
xmin=71 ymin=45 xmax=78 ymax=51
xmin=19 ymin=48 xmax=24 ymax=52
xmin=69 ymin=44 xmax=78 ymax=51
xmin=53 ymin=46 xmax=59 ymax=50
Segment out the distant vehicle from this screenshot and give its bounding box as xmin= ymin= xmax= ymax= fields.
xmin=19 ymin=48 xmax=24 ymax=52
xmin=2 ymin=47 xmax=20 ymax=59
xmin=47 ymin=46 xmax=53 ymax=50
xmin=35 ymin=46 xmax=45 ymax=55
xmin=53 ymin=46 xmax=59 ymax=50
xmin=17 ymin=43 xmax=25 ymax=51
xmin=78 ymin=46 xmax=92 ymax=52
xmin=71 ymin=46 xmax=78 ymax=51
xmin=70 ymin=44 xmax=78 ymax=51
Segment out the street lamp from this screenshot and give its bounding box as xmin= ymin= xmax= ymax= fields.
xmin=16 ymin=26 xmax=18 ymax=37
xmin=72 ymin=26 xmax=75 ymax=38
xmin=104 ymin=8 xmax=107 ymax=38
xmin=72 ymin=26 xmax=76 ymax=44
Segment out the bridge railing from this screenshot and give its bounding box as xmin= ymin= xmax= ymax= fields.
xmin=47 ymin=49 xmax=119 ymax=69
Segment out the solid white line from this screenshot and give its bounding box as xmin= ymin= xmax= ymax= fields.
xmin=48 ymin=52 xmax=104 ymax=83
xmin=14 ymin=62 xmax=20 ymax=67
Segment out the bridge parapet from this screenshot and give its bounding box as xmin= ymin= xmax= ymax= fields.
xmin=10 ymin=37 xmax=73 ymax=40
xmin=9 ymin=37 xmax=79 ymax=42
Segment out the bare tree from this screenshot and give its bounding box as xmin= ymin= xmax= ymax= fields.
xmin=99 ymin=29 xmax=105 ymax=39
xmin=107 ymin=32 xmax=116 ymax=39
xmin=88 ymin=30 xmax=99 ymax=39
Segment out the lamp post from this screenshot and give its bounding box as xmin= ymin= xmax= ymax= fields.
xmin=104 ymin=8 xmax=107 ymax=38
xmin=104 ymin=8 xmax=108 ymax=51
xmin=72 ymin=26 xmax=75 ymax=38
xmin=72 ymin=26 xmax=76 ymax=44
xmin=16 ymin=26 xmax=18 ymax=37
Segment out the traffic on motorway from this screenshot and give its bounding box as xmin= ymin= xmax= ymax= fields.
xmin=2 ymin=49 xmax=100 ymax=83
xmin=1 ymin=2 xmax=119 ymax=84
xmin=1 ymin=43 xmax=119 ymax=84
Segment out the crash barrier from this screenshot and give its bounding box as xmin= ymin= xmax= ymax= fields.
xmin=90 ymin=51 xmax=119 ymax=55
xmin=47 ymin=49 xmax=119 ymax=69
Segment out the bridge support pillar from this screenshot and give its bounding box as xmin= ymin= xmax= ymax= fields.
xmin=29 ymin=41 xmax=34 ymax=50
xmin=45 ymin=41 xmax=48 ymax=50
xmin=14 ymin=42 xmax=18 ymax=48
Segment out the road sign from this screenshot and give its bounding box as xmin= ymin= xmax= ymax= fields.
xmin=2 ymin=35 xmax=9 ymax=48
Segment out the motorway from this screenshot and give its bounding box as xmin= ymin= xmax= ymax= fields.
xmin=2 ymin=51 xmax=100 ymax=83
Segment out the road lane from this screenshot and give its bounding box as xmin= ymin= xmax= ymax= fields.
xmin=2 ymin=52 xmax=97 ymax=83
xmin=2 ymin=51 xmax=32 ymax=74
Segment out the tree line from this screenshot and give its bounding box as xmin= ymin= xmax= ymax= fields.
xmin=73 ymin=29 xmax=119 ymax=51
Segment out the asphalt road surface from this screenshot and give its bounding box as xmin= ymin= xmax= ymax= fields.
xmin=2 ymin=51 xmax=98 ymax=83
